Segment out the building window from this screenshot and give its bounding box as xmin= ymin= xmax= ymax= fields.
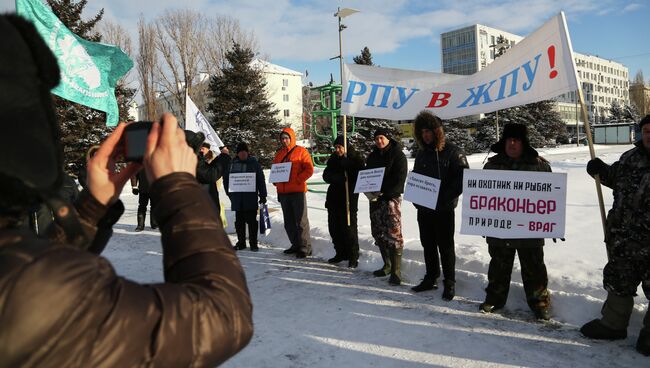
xmin=283 ymin=94 xmax=289 ymax=102
xmin=283 ymin=79 xmax=289 ymax=87
xmin=284 ymin=109 xmax=290 ymax=117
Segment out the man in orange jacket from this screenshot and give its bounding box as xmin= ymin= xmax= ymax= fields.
xmin=273 ymin=127 xmax=314 ymax=258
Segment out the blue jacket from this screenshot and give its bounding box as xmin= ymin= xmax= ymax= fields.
xmin=224 ymin=156 xmax=267 ymax=211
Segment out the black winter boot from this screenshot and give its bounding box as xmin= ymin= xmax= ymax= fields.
xmin=442 ymin=280 xmax=455 ymax=301
xmin=388 ymin=248 xmax=402 ymax=286
xmin=249 ymin=221 xmax=258 ymax=251
xmin=412 ymin=275 xmax=438 ymax=292
xmin=328 ymin=254 xmax=348 ymax=264
xmin=373 ymin=246 xmax=391 ymax=277
xmin=580 ymin=319 xmax=627 ymax=340
xmin=150 ymin=213 xmax=158 ymax=229
xmin=135 ymin=213 xmax=145 ymax=232
xmin=637 ymin=328 xmax=650 ymax=356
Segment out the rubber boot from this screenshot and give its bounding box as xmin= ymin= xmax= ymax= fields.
xmin=580 ymin=293 xmax=632 ymax=340
xmin=135 ymin=213 xmax=145 ymax=232
xmin=388 ymin=248 xmax=402 ymax=286
xmin=373 ymin=246 xmax=391 ymax=277
xmin=636 ymin=307 xmax=650 ymax=356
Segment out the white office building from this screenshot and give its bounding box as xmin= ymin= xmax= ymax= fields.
xmin=138 ymin=59 xmax=304 ymax=136
xmin=441 ymin=24 xmax=629 ymax=125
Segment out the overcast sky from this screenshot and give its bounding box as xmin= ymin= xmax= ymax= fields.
xmin=2 ymin=0 xmax=649 ymax=88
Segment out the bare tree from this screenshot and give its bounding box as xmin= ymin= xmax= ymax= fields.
xmin=137 ymin=16 xmax=159 ymax=121
xmin=153 ymin=9 xmax=208 ymax=120
xmin=200 ymin=16 xmax=258 ymax=76
xmin=634 ymin=70 xmax=645 ymax=86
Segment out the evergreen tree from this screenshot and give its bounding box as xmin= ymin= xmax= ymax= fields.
xmin=206 ymin=43 xmax=281 ymax=167
xmin=443 ymin=119 xmax=478 ymax=154
xmin=353 ymin=47 xmax=373 ymax=66
xmin=47 ymin=1 xmax=133 ymax=176
xmin=477 ymin=100 xmax=565 ymax=149
xmin=608 ymin=100 xmax=625 ymax=122
xmin=623 ymin=103 xmax=640 ymax=122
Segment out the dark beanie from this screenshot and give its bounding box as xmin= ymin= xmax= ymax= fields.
xmin=373 ymin=128 xmax=390 ymax=139
xmin=201 ymin=142 xmax=211 ymax=149
xmin=236 ymin=142 xmax=249 ymax=153
xmin=640 ymin=115 xmax=650 ymax=129
xmin=333 ymin=135 xmax=345 ymax=147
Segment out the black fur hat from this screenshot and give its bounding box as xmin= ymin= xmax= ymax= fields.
xmin=0 ymin=14 xmax=63 ymax=212
xmin=490 ymin=123 xmax=537 ymax=157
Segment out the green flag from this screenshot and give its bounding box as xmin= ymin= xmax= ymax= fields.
xmin=16 ymin=0 xmax=133 ymax=126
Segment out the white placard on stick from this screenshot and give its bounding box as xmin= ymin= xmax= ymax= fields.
xmin=354 ymin=167 xmax=385 ymax=193
xmin=228 ymin=173 xmax=256 ymax=193
xmin=460 ymin=169 xmax=567 ymax=239
xmin=403 ymin=172 xmax=441 ymax=210
xmin=269 ymin=162 xmax=292 ymax=183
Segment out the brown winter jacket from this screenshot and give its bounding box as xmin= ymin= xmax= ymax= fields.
xmin=0 ymin=173 xmax=253 ymax=367
xmin=272 ymin=127 xmax=314 ymax=194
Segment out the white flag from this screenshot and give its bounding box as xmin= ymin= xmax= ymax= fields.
xmin=185 ymin=93 xmax=224 ymax=149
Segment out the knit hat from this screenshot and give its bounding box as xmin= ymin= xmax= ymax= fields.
xmin=0 ymin=14 xmax=63 ymax=212
xmin=201 ymin=142 xmax=211 ymax=149
xmin=236 ymin=142 xmax=249 ymax=153
xmin=333 ymin=135 xmax=345 ymax=147
xmin=373 ymin=128 xmax=390 ymax=139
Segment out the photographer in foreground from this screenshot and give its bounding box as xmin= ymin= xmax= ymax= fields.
xmin=0 ymin=14 xmax=252 ymax=367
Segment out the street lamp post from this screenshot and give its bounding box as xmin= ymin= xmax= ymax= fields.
xmin=333 ymin=7 xmax=359 ymax=227
xmin=490 ymin=35 xmax=510 ymax=140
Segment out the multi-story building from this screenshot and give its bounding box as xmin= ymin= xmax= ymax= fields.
xmin=441 ymin=24 xmax=629 ymax=126
xmin=137 ymin=60 xmax=304 ymax=137
xmin=630 ymin=82 xmax=650 ymax=117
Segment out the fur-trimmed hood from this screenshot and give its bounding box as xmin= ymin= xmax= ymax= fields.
xmin=413 ymin=111 xmax=445 ymax=151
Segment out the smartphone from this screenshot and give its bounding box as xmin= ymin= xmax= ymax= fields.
xmin=122 ymin=121 xmax=153 ymax=162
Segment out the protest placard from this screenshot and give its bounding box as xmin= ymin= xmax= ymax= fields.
xmin=228 ymin=173 xmax=256 ymax=193
xmin=403 ymin=172 xmax=441 ymax=210
xmin=353 ymin=167 xmax=385 ymax=193
xmin=269 ymin=162 xmax=292 ymax=183
xmin=460 ymin=169 xmax=567 ymax=238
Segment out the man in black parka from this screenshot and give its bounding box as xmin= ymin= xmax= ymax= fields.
xmin=323 ymin=135 xmax=365 ymax=268
xmin=410 ymin=111 xmax=468 ymax=301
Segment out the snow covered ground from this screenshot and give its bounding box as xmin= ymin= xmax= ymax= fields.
xmin=104 ymin=143 xmax=649 ymax=367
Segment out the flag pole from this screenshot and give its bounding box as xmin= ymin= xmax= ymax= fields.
xmin=576 ymin=86 xmax=608 ymax=259
xmin=337 ymin=8 xmax=351 ymax=227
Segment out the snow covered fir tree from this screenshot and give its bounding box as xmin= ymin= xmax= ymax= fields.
xmin=207 ymin=43 xmax=282 ymax=167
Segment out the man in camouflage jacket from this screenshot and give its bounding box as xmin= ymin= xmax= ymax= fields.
xmin=581 ymin=115 xmax=650 ymax=356
xmin=479 ymin=123 xmax=552 ymax=321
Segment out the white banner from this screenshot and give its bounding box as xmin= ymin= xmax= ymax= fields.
xmin=185 ymin=94 xmax=224 ymax=150
xmin=403 ymin=172 xmax=441 ymax=210
xmin=342 ymin=12 xmax=578 ymax=120
xmin=228 ymin=173 xmax=256 ymax=193
xmin=354 ymin=168 xmax=385 ymax=193
xmin=460 ymin=169 xmax=567 ymax=239
xmin=269 ymin=162 xmax=292 ymax=183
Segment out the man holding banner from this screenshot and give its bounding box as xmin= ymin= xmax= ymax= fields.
xmin=580 ymin=115 xmax=650 ymax=355
xmin=479 ymin=123 xmax=552 ymax=321
xmin=366 ymin=129 xmax=408 ymax=285
xmin=410 ymin=111 xmax=468 ymax=301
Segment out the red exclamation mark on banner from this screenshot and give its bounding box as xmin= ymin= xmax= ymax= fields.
xmin=548 ymin=45 xmax=558 ymax=79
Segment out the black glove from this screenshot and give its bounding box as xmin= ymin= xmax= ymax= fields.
xmin=552 ymin=238 xmax=566 ymax=243
xmin=259 ymin=197 xmax=267 ymax=204
xmin=586 ymin=158 xmax=607 ymax=176
xmin=132 ymin=187 xmax=139 ymax=195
